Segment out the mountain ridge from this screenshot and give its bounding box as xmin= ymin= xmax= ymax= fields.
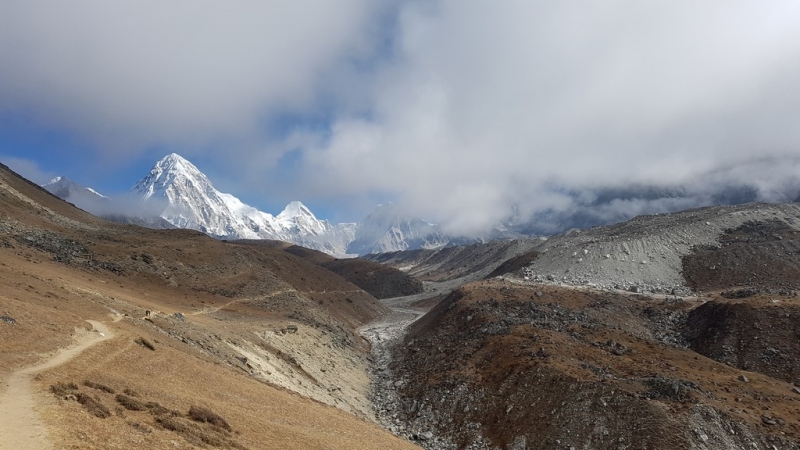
xmin=39 ymin=153 xmax=477 ymax=256
xmin=128 ymin=153 xmax=362 ymax=256
xmin=33 ymin=153 xmax=800 ymax=258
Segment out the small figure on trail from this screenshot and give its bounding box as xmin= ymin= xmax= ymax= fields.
xmin=145 ymin=309 xmax=151 ymax=318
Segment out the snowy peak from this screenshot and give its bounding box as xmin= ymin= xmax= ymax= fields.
xmin=133 ymin=153 xmax=212 ymax=200
xmin=277 ymin=200 xmax=327 ymax=234
xmin=130 ymin=153 xmax=357 ymax=257
xmin=278 ymin=201 xmax=317 ymax=221
xmin=154 ymin=152 xmax=195 ymax=172
xmin=42 ymin=176 xmax=109 ymax=213
xmin=132 ymin=153 xmax=261 ymax=238
xmin=347 ymin=203 xmax=452 ymax=255
xmin=44 ymin=176 xmax=107 ymax=199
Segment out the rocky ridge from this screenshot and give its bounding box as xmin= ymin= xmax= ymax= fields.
xmin=370 ymin=203 xmax=800 ymax=296
xmin=376 ymin=281 xmax=800 ymax=450
xmin=520 ymin=203 xmax=800 ymax=295
xmin=358 ymin=202 xmax=800 ymax=450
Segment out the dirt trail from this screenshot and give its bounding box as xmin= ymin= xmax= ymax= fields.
xmin=186 ymin=289 xmax=294 ymax=316
xmin=0 ymin=319 xmax=114 ymax=450
xmin=186 ymin=288 xmax=367 ymax=317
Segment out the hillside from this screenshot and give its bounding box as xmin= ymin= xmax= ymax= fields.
xmin=9 ymin=152 xmax=800 ymax=450
xmin=239 ymin=241 xmax=424 ymax=299
xmin=362 ymin=239 xmax=543 ymax=283
xmin=362 ymin=203 xmax=800 ymax=449
xmin=367 ymin=203 xmax=800 ymax=294
xmin=0 ymin=162 xmax=418 ymax=449
xmin=380 ymin=281 xmax=800 ymax=449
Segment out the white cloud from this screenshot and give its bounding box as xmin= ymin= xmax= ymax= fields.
xmin=4 ymin=1 xmax=800 ymax=233
xmin=1 ymin=155 xmax=56 ymax=184
xmin=300 ymin=1 xmax=800 ymax=233
xmin=0 ymin=0 xmax=383 ymax=157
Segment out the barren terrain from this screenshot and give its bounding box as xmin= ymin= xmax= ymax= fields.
xmin=7 ymin=155 xmax=800 ymax=450
xmin=0 ymin=163 xmax=418 ymax=449
xmin=360 ymin=203 xmax=800 ymax=449
xmin=369 ymin=204 xmax=800 ymax=296
xmin=380 ymin=281 xmax=800 ymax=449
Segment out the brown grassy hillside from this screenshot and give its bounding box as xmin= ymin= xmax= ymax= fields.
xmin=0 ymin=163 xmax=418 ymax=450
xmin=240 ymin=241 xmax=424 ymax=299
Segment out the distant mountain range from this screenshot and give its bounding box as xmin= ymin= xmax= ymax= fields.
xmin=43 ymin=176 xmax=109 ymax=208
xmin=41 ymin=153 xmax=800 ymax=257
xmin=43 ymin=153 xmax=472 ymax=257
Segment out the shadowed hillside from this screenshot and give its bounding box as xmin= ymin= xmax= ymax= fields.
xmin=236 ymin=240 xmax=424 ymax=299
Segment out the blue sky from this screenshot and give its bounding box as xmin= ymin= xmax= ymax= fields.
xmin=2 ymin=1 xmax=800 ymax=232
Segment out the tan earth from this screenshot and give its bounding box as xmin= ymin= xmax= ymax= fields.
xmin=0 ymin=162 xmax=419 ymax=449
xmin=0 ymin=320 xmax=113 ymax=449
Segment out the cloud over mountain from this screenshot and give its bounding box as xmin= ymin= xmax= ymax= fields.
xmin=301 ymin=2 xmax=800 ymax=234
xmin=3 ymin=1 xmax=800 ymax=235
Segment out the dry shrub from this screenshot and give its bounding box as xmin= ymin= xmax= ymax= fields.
xmin=127 ymin=421 xmax=152 ymax=434
xmin=115 ymin=394 xmax=146 ymax=411
xmin=134 ymin=337 xmax=155 ymax=351
xmin=123 ymin=388 xmax=139 ymax=397
xmin=188 ymin=405 xmax=232 ymax=432
xmin=83 ymin=380 xmax=115 ymax=394
xmin=50 ymin=381 xmax=78 ymax=397
xmin=155 ymin=415 xmax=188 ymax=433
xmin=144 ymin=401 xmax=176 ymax=416
xmin=75 ymin=393 xmax=111 ymax=418
xmin=155 ymin=415 xmax=246 ymax=449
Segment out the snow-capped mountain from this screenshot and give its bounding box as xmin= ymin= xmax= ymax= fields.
xmin=346 ymin=202 xmax=453 ymax=255
xmin=131 ymin=153 xmax=357 ymax=257
xmin=43 ymin=176 xmax=109 ymax=212
xmin=275 ymin=201 xmax=358 ymax=256
xmin=42 ymin=154 xmax=470 ymax=256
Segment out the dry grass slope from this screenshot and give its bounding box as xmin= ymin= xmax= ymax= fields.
xmin=0 ymin=162 xmax=419 ymax=449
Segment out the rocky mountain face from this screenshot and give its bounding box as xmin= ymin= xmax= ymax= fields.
xmin=381 ymin=281 xmax=800 ymax=450
xmin=370 ymin=203 xmax=800 ymax=295
xmin=363 ymin=239 xmax=543 ymax=283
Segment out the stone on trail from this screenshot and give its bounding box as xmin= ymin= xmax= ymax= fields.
xmin=738 ymin=374 xmax=749 ymax=383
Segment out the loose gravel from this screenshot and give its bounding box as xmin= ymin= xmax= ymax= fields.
xmin=521 ymin=203 xmax=800 ymax=294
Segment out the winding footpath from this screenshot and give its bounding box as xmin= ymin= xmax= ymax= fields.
xmin=0 ymin=320 xmax=114 ymax=450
